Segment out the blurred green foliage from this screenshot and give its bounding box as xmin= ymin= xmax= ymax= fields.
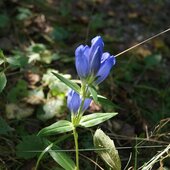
xmin=0 ymin=117 xmax=13 ymax=135
xmin=16 ymin=135 xmax=48 ymax=159
xmin=0 ymin=13 xmax=10 ymax=28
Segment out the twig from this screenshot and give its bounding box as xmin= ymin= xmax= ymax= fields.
xmin=139 ymin=144 xmax=170 ymax=170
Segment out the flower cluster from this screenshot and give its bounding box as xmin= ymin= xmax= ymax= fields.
xmin=75 ymin=36 xmax=115 ymax=84
xmin=67 ymin=36 xmax=116 ymax=114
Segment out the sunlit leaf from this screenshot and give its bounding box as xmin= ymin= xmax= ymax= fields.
xmin=6 ymin=55 xmax=28 ymax=67
xmin=52 ymin=71 xmax=80 ymax=94
xmin=0 ymin=50 xmax=6 ymax=65
xmin=94 ymin=129 xmax=121 ymax=170
xmin=26 ymin=88 xmax=44 ymax=105
xmin=97 ymin=95 xmax=120 ymax=109
xmin=28 ymin=43 xmax=46 ymax=53
xmin=38 ymin=97 xmax=64 ymax=121
xmin=0 ymin=72 xmax=7 ymax=93
xmin=42 ymin=69 xmax=71 ymax=96
xmin=6 ymin=103 xmax=34 ymax=119
xmin=16 ymin=7 xmax=32 ymax=20
xmin=79 ymin=112 xmax=118 ymax=128
xmin=38 ymin=120 xmax=74 ymax=136
xmin=89 ymin=86 xmax=98 ymax=103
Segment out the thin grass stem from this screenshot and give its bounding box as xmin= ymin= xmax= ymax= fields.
xmin=115 ymin=28 xmax=170 ymax=57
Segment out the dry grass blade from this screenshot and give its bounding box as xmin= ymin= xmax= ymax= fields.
xmin=139 ymin=144 xmax=170 ymax=170
xmin=80 ymin=153 xmax=104 ymax=170
xmin=115 ymin=28 xmax=170 ymax=57
xmin=123 ymin=152 xmax=132 ymax=170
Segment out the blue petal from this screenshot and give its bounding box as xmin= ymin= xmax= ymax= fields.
xmin=82 ymin=98 xmax=92 ymax=112
xmin=82 ymin=45 xmax=90 ymax=62
xmin=75 ymin=45 xmax=90 ymax=78
xmin=91 ymin=36 xmax=104 ymax=49
xmin=90 ymin=46 xmax=102 ymax=74
xmin=67 ymin=90 xmax=81 ymax=113
xmin=100 ymin=52 xmax=110 ymax=62
xmin=96 ymin=53 xmax=116 ymax=84
xmin=88 ymin=36 xmax=104 ymax=74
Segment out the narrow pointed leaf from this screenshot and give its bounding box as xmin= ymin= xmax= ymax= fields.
xmin=0 ymin=72 xmax=7 ymax=93
xmin=52 ymin=72 xmax=80 ymax=94
xmin=35 ymin=143 xmax=53 ymax=170
xmin=89 ymin=86 xmax=98 ymax=103
xmin=97 ymin=95 xmax=121 ymax=109
xmin=79 ymin=112 xmax=118 ymax=128
xmin=38 ymin=120 xmax=74 ymax=136
xmin=49 ymin=145 xmax=76 ymax=170
xmin=94 ymin=129 xmax=121 ymax=170
xmin=0 ymin=50 xmax=6 ymax=65
xmin=36 ymin=137 xmax=74 ymax=170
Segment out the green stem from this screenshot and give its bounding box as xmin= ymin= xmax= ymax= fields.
xmin=72 ymin=82 xmax=89 ymax=169
xmin=73 ymin=127 xmax=79 ymax=170
xmin=74 ymin=83 xmax=87 ymax=125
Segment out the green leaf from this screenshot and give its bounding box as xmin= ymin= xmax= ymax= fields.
xmin=42 ymin=69 xmax=71 ymax=95
xmin=49 ymin=145 xmax=76 ymax=170
xmin=16 ymin=7 xmax=32 ymax=20
xmin=16 ymin=135 xmax=48 ymax=159
xmin=38 ymin=120 xmax=74 ymax=136
xmin=36 ymin=143 xmax=53 ymax=170
xmin=28 ymin=43 xmax=46 ymax=53
xmin=0 ymin=72 xmax=7 ymax=93
xmin=79 ymin=112 xmax=118 ymax=128
xmin=7 ymin=80 xmax=28 ymax=102
xmin=36 ymin=135 xmax=72 ymax=170
xmin=93 ymin=129 xmax=121 ymax=170
xmin=52 ymin=72 xmax=80 ymax=94
xmin=6 ymin=55 xmax=28 ymax=67
xmin=97 ymin=95 xmax=120 ymax=109
xmin=38 ymin=97 xmax=64 ymax=121
xmin=0 ymin=50 xmax=6 ymax=65
xmin=89 ymin=86 xmax=98 ymax=103
xmin=0 ymin=117 xmax=13 ymax=135
xmin=144 ymin=54 xmax=162 ymax=67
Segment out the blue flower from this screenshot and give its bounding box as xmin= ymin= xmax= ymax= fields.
xmin=67 ymin=90 xmax=92 ymax=114
xmin=75 ymin=36 xmax=115 ymax=84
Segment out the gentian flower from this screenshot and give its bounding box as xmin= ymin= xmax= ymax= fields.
xmin=67 ymin=89 xmax=91 ymax=114
xmin=75 ymin=36 xmax=116 ymax=84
